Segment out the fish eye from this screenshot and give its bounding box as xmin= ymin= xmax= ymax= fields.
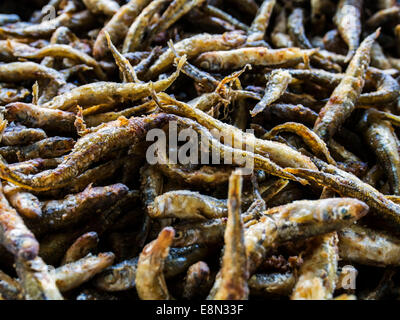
xmin=338 ymin=206 xmax=349 ymax=215
xmin=174 ymin=231 xmax=183 ymax=239
xmin=105 ymin=273 xmax=116 ymax=283
xmin=200 ymin=61 xmax=210 ymax=70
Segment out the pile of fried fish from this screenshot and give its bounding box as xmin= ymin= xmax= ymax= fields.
xmin=0 ymin=0 xmax=400 ymax=300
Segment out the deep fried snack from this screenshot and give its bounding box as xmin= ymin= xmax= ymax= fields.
xmin=93 ymin=0 xmax=153 ymax=59
xmin=3 ymin=182 xmax=42 ymax=219
xmin=94 ymin=245 xmax=208 ymax=291
xmin=145 ymin=0 xmax=206 ymax=49
xmin=1 ymin=0 xmax=400 ymax=302
xmin=291 ymin=233 xmax=339 ymax=300
xmin=338 ymin=225 xmax=400 ymax=267
xmin=214 ymin=170 xmax=248 ymax=300
xmin=122 ymin=0 xmax=168 ymax=54
xmin=149 ymin=190 xmax=227 ymax=220
xmin=147 ymin=31 xmax=246 ymax=78
xmin=54 ymin=252 xmax=115 ymax=292
xmin=0 ymin=181 xmax=39 ymax=260
xmin=249 ymin=272 xmax=295 ymax=297
xmin=42 ymin=56 xmax=185 ymax=110
xmin=207 ymin=197 xmax=367 ymax=299
xmin=264 ymin=122 xmax=336 ymax=165
xmin=286 ymin=159 xmax=400 ymax=233
xmin=271 ymin=8 xmax=294 ymax=48
xmin=29 ymin=184 xmax=129 ymax=235
xmin=288 ymin=8 xmax=312 ymax=49
xmin=0 ymin=137 xmax=75 ymax=163
xmin=313 ymin=30 xmax=379 ymax=142
xmin=61 ymin=232 xmax=99 ymax=265
xmin=334 ymin=0 xmax=363 ymax=62
xmin=250 ymin=70 xmax=292 ymax=117
xmin=82 ymin=0 xmax=120 ymax=17
xmin=16 ymin=256 xmax=63 ymax=300
xmin=0 ymin=11 xmax=95 ymax=39
xmin=247 ymin=0 xmax=276 ymax=43
xmin=158 ymin=94 xmax=317 ymax=170
xmin=15 ymin=44 xmax=106 ymax=80
xmin=0 ymin=269 xmax=24 ymax=300
xmin=0 ymin=113 xmax=175 ymax=191
xmin=195 ymin=47 xmax=318 ymax=71
xmin=360 ymin=110 xmax=400 ymax=195
xmin=5 ymin=103 xmax=76 ymax=134
xmin=2 ymin=124 xmax=47 ymax=146
xmin=182 ymin=261 xmax=211 ymax=299
xmin=136 ymin=227 xmax=175 ymax=300
xmin=0 ymin=62 xmax=65 ymax=86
